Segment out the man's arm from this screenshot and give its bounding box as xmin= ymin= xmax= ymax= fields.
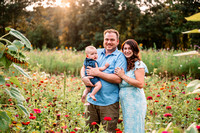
xmin=86 ymin=66 xmax=122 ymax=84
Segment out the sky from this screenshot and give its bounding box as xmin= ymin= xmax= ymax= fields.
xmin=26 ymin=0 xmax=155 ymax=11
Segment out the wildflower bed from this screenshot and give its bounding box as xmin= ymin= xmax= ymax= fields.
xmin=1 ymin=71 xmax=199 ymax=133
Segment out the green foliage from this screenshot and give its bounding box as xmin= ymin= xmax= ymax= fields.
xmin=25 ymin=48 xmax=199 ymax=78
xmin=0 ymin=28 xmax=32 ymax=132
xmin=2 ymin=70 xmax=199 ymax=132
xmin=0 ymin=111 xmax=11 ymax=132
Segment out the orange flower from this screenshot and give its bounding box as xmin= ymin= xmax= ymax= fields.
xmin=160 ymin=87 xmax=164 ymax=90
xmin=169 ymin=90 xmax=171 ymax=92
xmin=197 ymin=108 xmax=200 ymax=111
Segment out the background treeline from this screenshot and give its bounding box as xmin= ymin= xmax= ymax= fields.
xmin=0 ymin=0 xmax=200 ymax=50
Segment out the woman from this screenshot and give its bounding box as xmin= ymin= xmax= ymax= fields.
xmin=115 ymin=39 xmax=148 ymax=133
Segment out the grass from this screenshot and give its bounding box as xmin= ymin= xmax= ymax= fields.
xmin=24 ymin=48 xmax=199 ymax=78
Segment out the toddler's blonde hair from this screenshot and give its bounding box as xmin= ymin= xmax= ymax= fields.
xmin=85 ymin=45 xmax=97 ymax=54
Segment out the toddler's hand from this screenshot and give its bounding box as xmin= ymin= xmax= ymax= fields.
xmin=105 ymin=63 xmax=110 ymax=68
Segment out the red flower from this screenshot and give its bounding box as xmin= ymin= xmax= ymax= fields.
xmin=116 ymin=131 xmax=122 ymax=133
xmin=91 ymin=122 xmax=97 ymax=125
xmin=65 ymin=115 xmax=69 ymax=117
xmin=166 ymin=106 xmax=172 ymax=110
xmin=147 ymin=96 xmax=153 ymax=100
xmin=115 ymin=128 xmax=121 ymax=131
xmin=196 ymin=125 xmax=200 ymax=131
xmin=22 ymin=121 xmax=30 ymax=125
xmin=70 ymin=132 xmax=75 ymax=133
xmin=29 ymin=116 xmax=36 ymax=119
xmin=197 ymin=108 xmax=200 ymax=111
xmin=117 ymin=119 xmax=123 ymax=123
xmin=104 ymin=117 xmax=112 ymax=121
xmin=154 ymin=100 xmax=159 ymax=102
xmin=163 ymin=113 xmax=172 ymax=117
xmin=30 ymin=113 xmax=33 ymax=116
xmin=194 ymin=97 xmax=200 ymax=100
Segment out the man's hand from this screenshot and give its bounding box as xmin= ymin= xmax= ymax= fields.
xmin=82 ymin=76 xmax=94 ymax=87
xmin=86 ymin=63 xmax=101 ymax=77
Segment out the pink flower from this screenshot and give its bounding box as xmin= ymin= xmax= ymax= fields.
xmin=164 ymin=113 xmax=172 ymax=117
xmin=162 ymin=131 xmax=169 ymax=133
xmin=156 ymin=94 xmax=160 ymax=97
xmin=6 ymin=84 xmax=10 ymax=87
xmin=33 ymin=108 xmax=41 ymax=114
xmin=61 ymin=126 xmax=68 ymax=129
xmin=104 ymin=117 xmax=112 ymax=121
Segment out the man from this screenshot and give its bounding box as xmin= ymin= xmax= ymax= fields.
xmin=81 ymin=29 xmax=127 ymax=132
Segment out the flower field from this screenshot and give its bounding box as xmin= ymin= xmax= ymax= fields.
xmin=1 ymin=70 xmax=200 ymax=133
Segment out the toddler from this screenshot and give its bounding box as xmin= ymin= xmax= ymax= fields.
xmin=81 ymin=46 xmax=109 ymax=103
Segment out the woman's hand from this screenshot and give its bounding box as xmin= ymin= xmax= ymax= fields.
xmin=114 ymin=67 xmax=125 ymax=78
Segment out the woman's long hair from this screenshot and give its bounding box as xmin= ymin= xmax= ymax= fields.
xmin=121 ymin=39 xmax=141 ymax=71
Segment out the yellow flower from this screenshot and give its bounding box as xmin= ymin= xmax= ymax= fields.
xmin=65 ymin=47 xmax=68 ymax=49
xmin=69 ymin=47 xmax=72 ymax=50
xmin=139 ymin=43 xmax=143 ymax=47
xmin=99 ymin=45 xmax=102 ymax=48
xmin=56 ymin=47 xmax=58 ymax=49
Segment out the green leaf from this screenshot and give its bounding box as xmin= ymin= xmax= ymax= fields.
xmin=0 ymin=42 xmax=6 ymax=58
xmin=0 ymin=75 xmax=5 ymax=85
xmin=9 ymin=76 xmax=21 ymax=88
xmin=0 ymin=55 xmax=12 ymax=69
xmin=16 ymin=104 xmax=29 ymax=117
xmin=10 ymin=87 xmax=25 ymax=102
xmin=13 ymin=63 xmax=31 ymax=79
xmin=4 ymin=89 xmax=11 ymax=97
xmin=13 ymin=40 xmax=24 ymax=49
xmin=0 ymin=111 xmax=11 ymax=132
xmin=9 ymin=28 xmax=32 ymax=49
xmin=7 ymin=45 xmax=18 ymax=52
xmin=5 ymin=27 xmax=11 ymax=31
xmin=185 ymin=123 xmax=198 ymax=133
xmin=157 ymin=128 xmax=165 ymax=133
xmin=172 ymin=127 xmax=183 ymax=133
xmin=185 ymin=80 xmax=200 ymax=93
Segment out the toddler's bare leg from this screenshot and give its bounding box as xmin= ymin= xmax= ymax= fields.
xmin=89 ymin=81 xmax=102 ymax=101
xmin=81 ymin=87 xmax=90 ymax=103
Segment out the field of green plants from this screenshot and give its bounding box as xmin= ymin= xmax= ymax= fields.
xmin=26 ymin=48 xmax=200 ymax=78
xmin=1 ymin=66 xmax=200 ymax=133
xmin=0 ymin=29 xmax=199 ymax=133
xmin=0 ymin=47 xmax=199 ymax=133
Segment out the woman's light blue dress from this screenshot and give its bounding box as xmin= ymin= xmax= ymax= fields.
xmin=119 ymin=61 xmax=148 ymax=133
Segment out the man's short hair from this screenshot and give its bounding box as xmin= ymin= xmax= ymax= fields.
xmin=85 ymin=45 xmax=96 ymax=54
xmin=104 ymin=29 xmax=119 ymax=40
